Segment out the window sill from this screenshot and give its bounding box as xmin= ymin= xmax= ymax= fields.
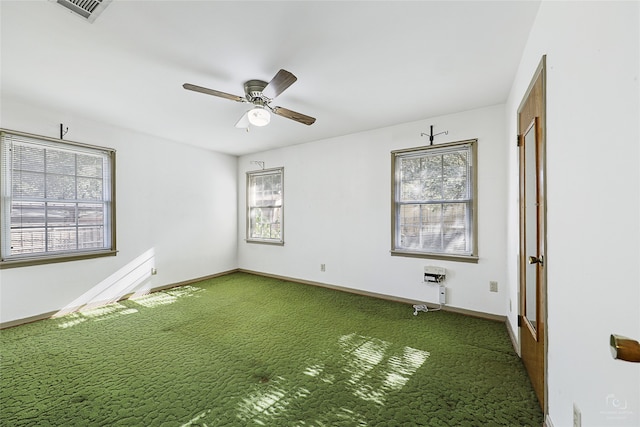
xmin=245 ymin=239 xmax=285 ymax=246
xmin=390 ymin=250 xmax=479 ymax=264
xmin=0 ymin=250 xmax=117 ymax=269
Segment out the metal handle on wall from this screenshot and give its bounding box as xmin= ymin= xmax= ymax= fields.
xmin=610 ymin=334 xmax=640 ymax=363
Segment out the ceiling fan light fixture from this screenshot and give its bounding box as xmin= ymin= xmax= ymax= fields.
xmin=247 ymin=107 xmax=271 ymax=127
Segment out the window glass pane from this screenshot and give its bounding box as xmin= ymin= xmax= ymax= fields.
xmin=78 ymin=203 xmax=104 ymax=226
xmin=420 ymin=204 xmax=443 ymax=250
xmin=443 ymin=152 xmax=467 ymax=172
xmin=47 ymin=227 xmax=77 ymax=252
xmin=442 ymin=203 xmax=469 ymax=252
xmin=400 ymin=158 xmax=421 ymax=180
xmin=11 ymin=202 xmax=45 ymax=228
xmin=423 ymin=177 xmax=442 ymax=201
xmin=442 ymin=152 xmax=468 ymax=200
xmin=13 ymin=144 xmax=45 ymax=172
xmin=443 ymin=177 xmax=467 ymax=200
xmin=78 ymin=226 xmax=105 ymax=249
xmin=398 ymin=203 xmax=469 ymax=253
xmin=12 ymin=170 xmax=45 ymax=198
xmin=46 ymin=173 xmax=76 ymax=199
xmin=250 ymin=207 xmax=282 ymax=239
xmin=77 ymin=154 xmax=103 ymax=178
xmin=47 ymin=203 xmax=77 ymax=227
xmin=424 ymin=156 xmax=442 ymax=178
xmin=77 ymin=177 xmax=103 ymax=201
xmin=46 ymin=150 xmax=75 ymax=175
xmin=400 ymin=177 xmax=421 ymax=201
xmin=11 ymin=228 xmax=46 ymax=255
xmin=398 ymin=204 xmax=421 ymax=248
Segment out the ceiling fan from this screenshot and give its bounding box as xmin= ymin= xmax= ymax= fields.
xmin=183 ymin=69 xmax=316 ymax=128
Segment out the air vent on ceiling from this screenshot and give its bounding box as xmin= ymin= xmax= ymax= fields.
xmin=53 ymin=0 xmax=112 ymax=23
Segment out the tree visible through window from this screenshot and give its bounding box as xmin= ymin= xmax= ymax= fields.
xmin=1 ymin=130 xmax=116 ymax=268
xmin=246 ymin=167 xmax=283 ymax=244
xmin=391 ymin=140 xmax=477 ymax=261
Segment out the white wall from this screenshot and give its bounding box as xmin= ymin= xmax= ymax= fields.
xmin=0 ymin=97 xmax=238 ymax=324
xmin=506 ymin=2 xmax=640 ymax=426
xmin=238 ymin=104 xmax=509 ymax=316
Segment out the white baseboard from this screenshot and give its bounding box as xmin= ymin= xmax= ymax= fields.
xmin=506 ymin=316 xmax=521 ymax=356
xmin=544 ymin=414 xmax=554 ymax=427
xmin=239 ymin=269 xmax=507 ymax=322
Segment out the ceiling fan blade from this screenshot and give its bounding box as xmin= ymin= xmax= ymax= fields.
xmin=235 ymin=111 xmax=250 ymax=129
xmin=263 ymin=69 xmax=297 ymax=99
xmin=272 ymin=106 xmax=316 ymax=126
xmin=183 ymin=83 xmax=246 ymax=103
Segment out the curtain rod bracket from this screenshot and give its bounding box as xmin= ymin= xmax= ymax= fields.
xmin=59 ymin=123 xmax=69 ymax=140
xmin=250 ymin=161 xmax=265 ymax=170
xmin=421 ymin=125 xmax=448 ymax=145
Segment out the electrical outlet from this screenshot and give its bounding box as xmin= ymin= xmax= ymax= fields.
xmin=320 ymin=264 xmax=326 ymax=272
xmin=151 ymin=268 xmax=157 ymax=275
xmin=489 ymin=281 xmax=498 ymax=292
xmin=439 ymin=286 xmax=446 ymax=304
xmin=573 ymin=403 xmax=581 ymax=427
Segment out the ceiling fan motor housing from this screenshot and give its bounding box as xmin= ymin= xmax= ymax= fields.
xmin=244 ymin=79 xmax=269 ymax=104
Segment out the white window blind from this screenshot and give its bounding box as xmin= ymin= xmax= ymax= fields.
xmin=392 ymin=140 xmax=477 ymax=260
xmin=246 ymin=167 xmax=283 ymax=244
xmin=1 ymin=130 xmax=115 ymax=266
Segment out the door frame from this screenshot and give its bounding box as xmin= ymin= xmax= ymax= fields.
xmin=517 ymin=55 xmax=548 ymax=413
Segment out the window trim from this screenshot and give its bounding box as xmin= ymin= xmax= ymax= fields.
xmin=246 ymin=167 xmax=284 ymax=246
xmin=0 ymin=129 xmax=117 ymax=269
xmin=390 ymin=139 xmax=478 ymax=263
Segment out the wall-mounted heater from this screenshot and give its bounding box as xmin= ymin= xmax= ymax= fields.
xmin=424 ymin=266 xmax=446 ymax=283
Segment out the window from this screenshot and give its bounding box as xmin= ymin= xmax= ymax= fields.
xmin=246 ymin=167 xmax=283 ymax=245
xmin=391 ymin=139 xmax=478 ymax=262
xmin=1 ymin=129 xmax=116 ymax=268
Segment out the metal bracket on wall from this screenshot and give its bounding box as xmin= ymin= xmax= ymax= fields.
xmin=420 ymin=125 xmax=448 ymax=145
xmin=60 ymin=123 xmax=69 ymax=140
xmin=250 ymin=160 xmax=265 ymax=170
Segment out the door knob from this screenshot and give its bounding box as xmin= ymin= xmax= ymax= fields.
xmin=610 ymin=334 xmax=640 ymax=362
xmin=528 ymin=255 xmax=544 ymax=266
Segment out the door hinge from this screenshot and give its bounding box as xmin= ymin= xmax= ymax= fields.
xmin=517 ymin=135 xmax=522 ymax=147
xmin=517 ymin=315 xmax=523 ymax=327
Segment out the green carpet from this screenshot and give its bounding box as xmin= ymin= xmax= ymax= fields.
xmin=0 ymin=272 xmax=543 ymax=426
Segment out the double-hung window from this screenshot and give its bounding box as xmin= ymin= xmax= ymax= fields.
xmin=391 ymin=139 xmax=478 ymax=262
xmin=1 ymin=129 xmax=116 ymax=268
xmin=246 ymin=167 xmax=283 ymax=245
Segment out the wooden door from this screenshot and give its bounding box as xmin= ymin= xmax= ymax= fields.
xmin=518 ymin=56 xmax=547 ymax=410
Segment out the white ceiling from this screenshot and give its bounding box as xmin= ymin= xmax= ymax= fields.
xmin=1 ymin=0 xmax=541 ymax=156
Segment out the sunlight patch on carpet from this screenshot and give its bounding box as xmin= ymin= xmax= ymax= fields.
xmin=55 ymin=286 xmax=204 ymax=328
xmin=57 ymin=303 xmax=138 ymax=328
xmin=80 ymin=303 xmax=138 ymax=320
xmin=180 ymin=409 xmax=212 ymax=427
xmin=130 ymin=285 xmax=203 ymax=308
xmin=340 ymin=333 xmax=430 ymax=405
xmin=237 ymin=376 xmax=310 ymax=425
xmin=235 ymin=333 xmax=430 ymax=425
